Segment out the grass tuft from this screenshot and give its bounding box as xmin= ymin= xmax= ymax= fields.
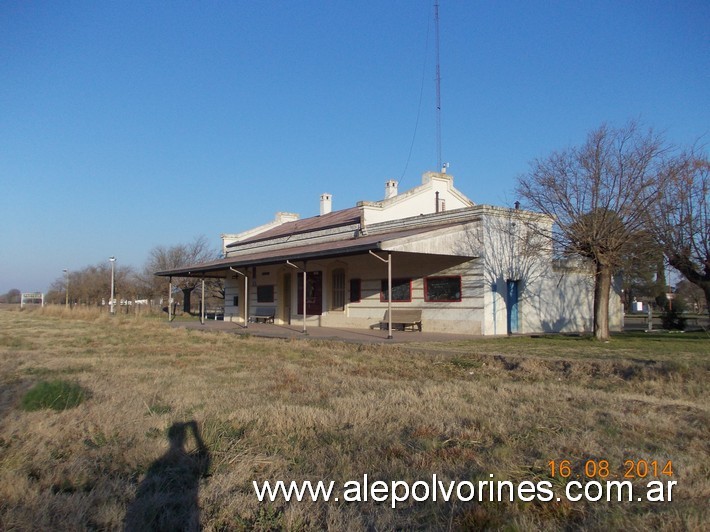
xmin=20 ymin=379 xmax=88 ymax=411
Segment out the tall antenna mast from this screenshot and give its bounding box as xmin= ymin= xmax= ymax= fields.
xmin=434 ymin=0 xmax=442 ymax=172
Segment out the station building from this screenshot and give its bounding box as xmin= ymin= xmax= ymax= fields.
xmin=156 ymin=170 xmax=622 ymax=335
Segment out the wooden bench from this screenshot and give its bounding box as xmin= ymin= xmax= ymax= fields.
xmin=382 ymin=309 xmax=422 ymax=332
xmin=251 ymin=307 xmax=276 ymax=324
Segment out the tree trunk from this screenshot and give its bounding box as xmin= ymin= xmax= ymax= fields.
xmin=667 ymin=257 xmax=710 ymax=319
xmin=182 ymin=288 xmax=192 ymax=314
xmin=593 ymin=261 xmax=612 ymax=341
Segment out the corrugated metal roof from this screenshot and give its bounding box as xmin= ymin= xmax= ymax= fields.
xmin=155 ymin=221 xmax=468 ymax=277
xmin=228 ymin=206 xmax=362 ymax=248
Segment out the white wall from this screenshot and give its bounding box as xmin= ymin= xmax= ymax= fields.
xmin=360 ymin=173 xmax=473 ymax=226
xmin=318 ymin=253 xmax=484 ymax=334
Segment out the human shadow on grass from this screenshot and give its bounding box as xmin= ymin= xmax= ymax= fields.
xmin=124 ymin=421 xmax=211 ymax=531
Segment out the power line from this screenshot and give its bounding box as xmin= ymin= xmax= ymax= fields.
xmin=398 ymin=7 xmax=432 ymax=184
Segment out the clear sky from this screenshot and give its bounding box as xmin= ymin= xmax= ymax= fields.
xmin=1 ymin=0 xmax=708 ymax=294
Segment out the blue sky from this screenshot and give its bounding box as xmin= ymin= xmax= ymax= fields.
xmin=1 ymin=0 xmax=708 ymax=294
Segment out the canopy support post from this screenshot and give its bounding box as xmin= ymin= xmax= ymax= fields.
xmin=229 ymin=267 xmax=248 ymax=328
xmin=369 ymin=250 xmax=393 ymax=339
xmin=286 ymin=260 xmax=307 ymax=334
xmin=201 ymin=278 xmax=205 ymax=325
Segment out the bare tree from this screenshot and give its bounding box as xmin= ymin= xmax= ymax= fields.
xmin=144 ymin=236 xmax=220 ymax=314
xmin=46 ymin=263 xmax=138 ymax=307
xmin=0 ymin=289 xmax=21 ymax=304
xmin=649 ymin=152 xmax=710 ymax=317
xmin=516 ymin=121 xmax=668 ymax=340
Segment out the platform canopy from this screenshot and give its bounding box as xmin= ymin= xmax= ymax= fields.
xmin=155 ymin=219 xmax=478 ymax=279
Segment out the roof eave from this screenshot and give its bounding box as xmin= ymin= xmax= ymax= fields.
xmin=154 ymin=240 xmax=383 ymax=278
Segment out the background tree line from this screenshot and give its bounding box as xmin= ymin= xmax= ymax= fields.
xmin=41 ymin=236 xmax=224 ymax=314
xmin=0 ymin=289 xmax=22 ymax=304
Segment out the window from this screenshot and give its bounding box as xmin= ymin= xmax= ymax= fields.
xmin=232 ymin=295 xmax=239 ymax=307
xmin=425 ymin=277 xmax=461 ymax=302
xmin=380 ymin=278 xmax=411 ymax=302
xmin=256 ymin=285 xmax=274 ymax=303
xmin=332 ymin=268 xmax=345 ymax=311
xmin=349 ymin=278 xmax=361 ymax=303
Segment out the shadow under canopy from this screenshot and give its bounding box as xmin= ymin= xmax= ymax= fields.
xmin=124 ymin=421 xmax=211 ymax=531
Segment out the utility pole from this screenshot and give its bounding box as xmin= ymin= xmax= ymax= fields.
xmin=63 ymin=269 xmax=69 ymax=308
xmin=109 ymin=256 xmax=116 ymax=314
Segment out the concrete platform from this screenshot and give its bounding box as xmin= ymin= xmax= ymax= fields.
xmin=169 ymin=319 xmax=484 ymax=344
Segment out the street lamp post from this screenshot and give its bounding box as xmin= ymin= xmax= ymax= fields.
xmin=63 ymin=269 xmax=69 ymax=308
xmin=109 ymin=257 xmax=116 ymax=314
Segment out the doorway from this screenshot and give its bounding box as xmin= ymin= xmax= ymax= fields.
xmin=297 ymin=271 xmax=323 ymax=316
xmin=506 ymin=279 xmax=520 ymax=334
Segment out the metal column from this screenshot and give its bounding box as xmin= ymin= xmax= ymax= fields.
xmin=286 ymin=260 xmax=307 ymax=334
xmin=302 ymin=262 xmax=307 ymax=334
xmin=229 ymin=267 xmax=248 ymax=328
xmin=200 ymin=279 xmax=205 ymax=325
xmin=369 ymin=250 xmax=393 ymax=339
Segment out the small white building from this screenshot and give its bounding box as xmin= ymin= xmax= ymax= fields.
xmin=157 ymin=170 xmax=622 ymax=335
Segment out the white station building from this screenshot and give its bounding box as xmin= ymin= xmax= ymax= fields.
xmin=156 ymin=170 xmax=622 ymax=335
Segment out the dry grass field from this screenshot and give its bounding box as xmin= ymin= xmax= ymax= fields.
xmin=0 ymin=307 xmax=708 ymax=531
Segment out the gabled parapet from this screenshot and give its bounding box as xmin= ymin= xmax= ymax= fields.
xmin=221 ymin=212 xmax=300 ymax=254
xmin=357 ymin=171 xmax=474 ymax=226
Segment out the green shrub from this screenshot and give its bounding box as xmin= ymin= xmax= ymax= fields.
xmin=21 ymin=379 xmax=88 ymax=411
xmin=661 ymin=300 xmax=687 ymax=331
